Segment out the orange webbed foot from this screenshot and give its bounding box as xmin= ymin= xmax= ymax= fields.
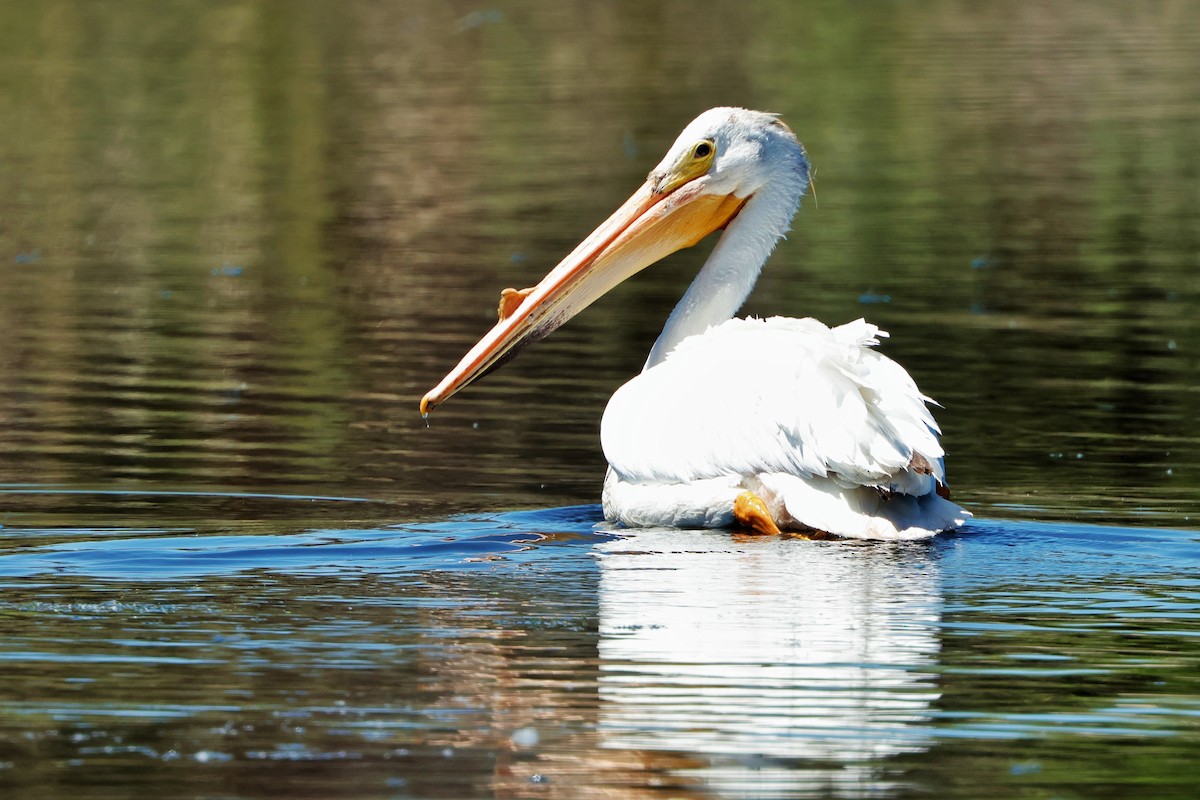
xmin=733 ymin=490 xmax=782 ymax=536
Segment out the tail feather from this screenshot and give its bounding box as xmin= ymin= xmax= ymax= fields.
xmin=752 ymin=473 xmax=970 ymax=540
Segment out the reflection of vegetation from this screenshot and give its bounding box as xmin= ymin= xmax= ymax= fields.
xmin=925 ymin=577 xmax=1200 ymax=797
xmin=0 ymin=0 xmax=1196 ymax=522
xmin=0 ymin=1 xmax=351 ymax=494
xmin=0 ymin=566 xmax=614 ymax=799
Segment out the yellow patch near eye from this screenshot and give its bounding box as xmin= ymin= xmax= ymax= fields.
xmin=654 ymin=139 xmax=717 ymax=195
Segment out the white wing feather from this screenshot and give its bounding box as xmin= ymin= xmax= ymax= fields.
xmin=601 ymin=316 xmax=946 ymax=494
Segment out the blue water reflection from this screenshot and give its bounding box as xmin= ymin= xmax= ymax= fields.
xmin=2 ymin=497 xmax=1198 ymax=799
xmin=0 ymin=500 xmax=610 ymax=579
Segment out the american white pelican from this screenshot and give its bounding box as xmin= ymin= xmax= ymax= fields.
xmin=421 ymin=107 xmax=969 ymax=539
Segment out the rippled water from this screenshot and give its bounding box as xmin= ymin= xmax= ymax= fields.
xmin=2 ymin=0 xmax=1199 ymax=797
xmin=1 ymin=506 xmax=1198 ymax=798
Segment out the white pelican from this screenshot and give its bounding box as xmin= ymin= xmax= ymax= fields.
xmin=421 ymin=107 xmax=969 ymax=539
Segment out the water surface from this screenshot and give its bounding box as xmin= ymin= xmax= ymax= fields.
xmin=1 ymin=506 xmax=1198 ymax=798
xmin=1 ymin=0 xmax=1199 ymax=797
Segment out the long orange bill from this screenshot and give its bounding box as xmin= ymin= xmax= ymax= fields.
xmin=420 ymin=178 xmax=747 ymax=416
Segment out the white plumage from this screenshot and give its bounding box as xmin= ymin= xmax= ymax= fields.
xmin=602 ymin=316 xmax=967 ymax=539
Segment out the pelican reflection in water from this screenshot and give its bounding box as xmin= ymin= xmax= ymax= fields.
xmin=595 ymin=530 xmax=942 ymax=794
xmin=422 ymin=108 xmax=969 ymax=539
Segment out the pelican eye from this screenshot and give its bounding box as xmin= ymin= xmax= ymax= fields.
xmin=652 ymin=139 xmax=718 ymax=195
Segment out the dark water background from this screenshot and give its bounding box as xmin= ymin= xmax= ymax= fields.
xmin=1 ymin=1 xmax=1198 ymax=797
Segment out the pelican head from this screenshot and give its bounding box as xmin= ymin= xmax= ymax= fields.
xmin=420 ymin=107 xmax=810 ymax=416
xmin=649 ymin=108 xmax=808 ymax=200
